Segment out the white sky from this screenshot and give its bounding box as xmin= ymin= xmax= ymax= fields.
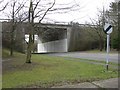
xmin=44 ymin=0 xmax=115 ymax=24
xmin=0 ymin=0 xmax=115 ymax=24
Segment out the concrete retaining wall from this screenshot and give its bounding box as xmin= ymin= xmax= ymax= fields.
xmin=37 ymin=39 xmax=68 ymax=53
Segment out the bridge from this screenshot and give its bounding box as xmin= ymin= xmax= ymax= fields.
xmin=24 ymin=23 xmax=73 ymax=53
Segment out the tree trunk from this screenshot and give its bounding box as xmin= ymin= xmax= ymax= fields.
xmin=10 ymin=24 xmax=15 ymax=56
xmin=10 ymin=3 xmax=15 ymax=56
xmin=26 ymin=33 xmax=32 ymax=63
xmin=10 ymin=31 xmax=14 ymax=56
xmin=26 ymin=0 xmax=34 ymax=63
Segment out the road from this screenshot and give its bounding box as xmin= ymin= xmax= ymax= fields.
xmin=47 ymin=52 xmax=118 ymax=63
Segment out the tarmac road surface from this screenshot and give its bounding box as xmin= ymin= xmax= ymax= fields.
xmin=47 ymin=52 xmax=119 ymax=63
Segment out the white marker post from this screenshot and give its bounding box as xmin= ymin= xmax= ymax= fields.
xmin=106 ymin=34 xmax=110 ymax=70
xmin=104 ymin=23 xmax=112 ymax=71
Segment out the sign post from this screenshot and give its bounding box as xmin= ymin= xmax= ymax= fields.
xmin=106 ymin=34 xmax=110 ymax=70
xmin=104 ymin=23 xmax=112 ymax=71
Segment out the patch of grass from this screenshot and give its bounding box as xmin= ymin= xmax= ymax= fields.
xmin=2 ymin=48 xmax=10 ymax=58
xmin=49 ymin=55 xmax=119 ymax=66
xmin=2 ymin=48 xmax=24 ymax=58
xmin=2 ymin=52 xmax=118 ymax=88
xmin=84 ymin=59 xmax=120 ymax=66
xmin=73 ymin=58 xmax=119 ymax=66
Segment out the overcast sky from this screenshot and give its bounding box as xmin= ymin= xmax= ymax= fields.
xmin=44 ymin=0 xmax=115 ymax=24
xmin=0 ymin=0 xmax=115 ymax=24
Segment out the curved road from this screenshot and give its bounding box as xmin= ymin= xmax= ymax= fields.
xmin=47 ymin=52 xmax=118 ymax=63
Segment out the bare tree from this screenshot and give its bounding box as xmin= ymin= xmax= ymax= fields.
xmin=25 ymin=0 xmax=81 ymax=63
xmin=86 ymin=14 xmax=106 ymax=51
xmin=2 ymin=0 xmax=27 ymax=56
xmin=25 ymin=0 xmax=56 ymax=63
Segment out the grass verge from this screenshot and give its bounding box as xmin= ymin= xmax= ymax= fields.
xmin=2 ymin=49 xmax=119 ymax=88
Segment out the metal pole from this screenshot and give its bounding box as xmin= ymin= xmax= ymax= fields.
xmin=106 ymin=34 xmax=110 ymax=71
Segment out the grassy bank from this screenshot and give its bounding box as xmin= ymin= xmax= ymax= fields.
xmin=2 ymin=49 xmax=118 ymax=88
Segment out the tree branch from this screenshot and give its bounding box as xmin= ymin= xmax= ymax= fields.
xmin=33 ymin=0 xmax=41 ymax=11
xmin=0 ymin=2 xmax=8 ymax=12
xmin=39 ymin=0 xmax=55 ymax=23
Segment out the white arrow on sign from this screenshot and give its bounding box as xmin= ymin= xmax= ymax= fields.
xmin=104 ymin=23 xmax=113 ymax=34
